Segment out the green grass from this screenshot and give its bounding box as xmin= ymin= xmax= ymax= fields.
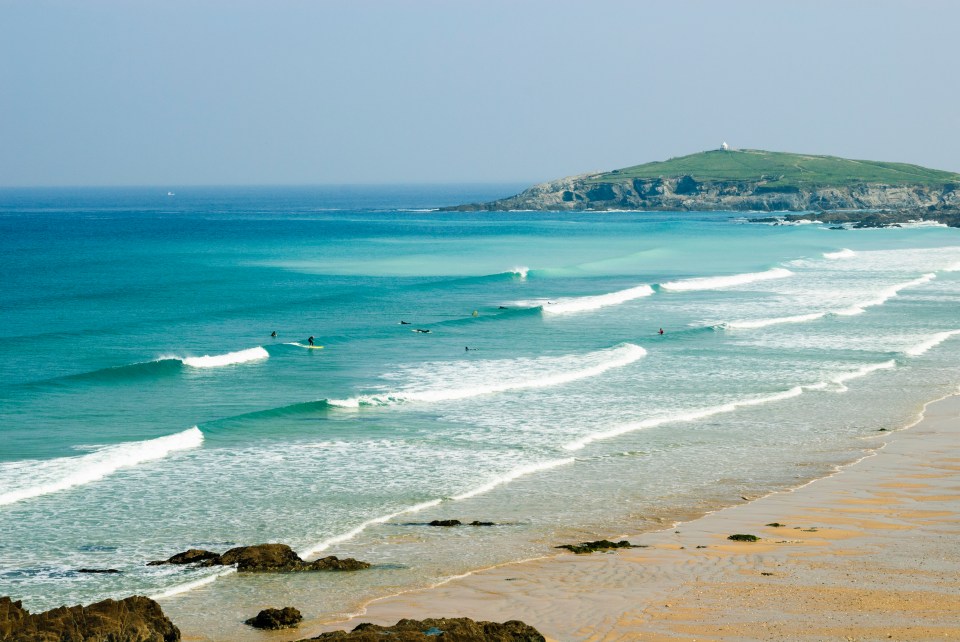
xmin=588 ymin=149 xmax=960 ymax=187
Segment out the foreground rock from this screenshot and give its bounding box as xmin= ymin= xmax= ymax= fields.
xmin=148 ymin=544 xmax=370 ymax=572
xmin=556 ymin=539 xmax=644 ymax=554
xmin=245 ymin=607 xmax=303 ymax=630
xmin=0 ymin=595 xmax=179 ymax=642
xmin=301 ymin=617 xmax=545 ymax=641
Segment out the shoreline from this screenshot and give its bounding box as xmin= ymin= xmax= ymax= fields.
xmin=297 ymin=391 xmax=960 ymax=641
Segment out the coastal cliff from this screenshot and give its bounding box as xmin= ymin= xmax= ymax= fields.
xmin=443 ymin=149 xmax=960 ymax=219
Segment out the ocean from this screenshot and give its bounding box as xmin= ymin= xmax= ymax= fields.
xmin=1 ymin=185 xmax=958 ymax=638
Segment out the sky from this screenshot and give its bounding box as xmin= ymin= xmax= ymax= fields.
xmin=1 ymin=0 xmax=958 ymax=187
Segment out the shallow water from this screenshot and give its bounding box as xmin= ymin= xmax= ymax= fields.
xmin=1 ymin=186 xmax=958 ymax=638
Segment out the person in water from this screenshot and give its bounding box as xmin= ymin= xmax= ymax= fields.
xmin=308 ymin=336 xmax=315 ymax=346
xmin=658 ymin=328 xmax=664 ymax=335
xmin=271 ymin=331 xmax=277 ymax=337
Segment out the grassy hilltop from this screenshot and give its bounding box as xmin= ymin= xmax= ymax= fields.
xmin=589 ymin=149 xmax=960 ymax=188
xmin=445 ymin=148 xmax=960 ymax=220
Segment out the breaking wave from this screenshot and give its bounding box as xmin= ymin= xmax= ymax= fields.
xmin=660 ymin=268 xmax=793 ymax=292
xmin=327 ymin=343 xmax=646 ymax=407
xmin=823 ymin=248 xmax=856 ymax=259
xmin=540 ymin=285 xmax=655 ymax=315
xmin=0 ymin=427 xmax=203 ymax=507
xmin=902 ymin=330 xmax=960 ymax=357
xmin=178 ymin=347 xmax=269 ymax=368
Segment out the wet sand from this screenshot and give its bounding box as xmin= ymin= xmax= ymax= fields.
xmin=302 ymin=393 xmax=960 ymax=641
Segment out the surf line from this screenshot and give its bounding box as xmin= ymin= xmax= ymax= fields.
xmin=327 ymin=343 xmax=646 ymax=408
xmin=298 ymin=457 xmax=574 ymax=560
xmin=564 ymin=358 xmax=901 ymax=451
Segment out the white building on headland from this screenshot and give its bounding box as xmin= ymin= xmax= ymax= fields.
xmin=720 ymin=141 xmax=729 ymax=150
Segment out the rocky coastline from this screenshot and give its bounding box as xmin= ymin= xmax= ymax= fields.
xmin=443 ymin=174 xmax=960 ymax=226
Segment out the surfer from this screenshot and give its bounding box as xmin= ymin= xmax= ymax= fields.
xmin=271 ymin=331 xmax=277 ymax=337
xmin=400 ymin=320 xmax=411 ymax=325
xmin=308 ymin=336 xmax=315 ymax=346
xmin=472 ymin=310 xmax=479 ymax=317
xmin=415 ymin=329 xmax=430 ymax=333
xmin=658 ymin=328 xmax=664 ymax=335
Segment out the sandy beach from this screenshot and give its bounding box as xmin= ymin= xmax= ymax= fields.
xmin=300 ymin=392 xmax=960 ymax=641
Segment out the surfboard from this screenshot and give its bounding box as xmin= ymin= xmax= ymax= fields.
xmin=287 ymin=342 xmax=324 ymax=349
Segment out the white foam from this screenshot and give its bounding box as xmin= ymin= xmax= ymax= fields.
xmin=150 ymin=566 xmax=236 ymax=600
xmin=299 ymin=499 xmax=442 ymax=559
xmin=903 ymin=330 xmax=960 ymax=357
xmin=509 ymin=266 xmax=529 ymax=280
xmin=823 ymin=248 xmax=856 ymax=260
xmin=0 ymin=427 xmax=203 ymax=506
xmin=563 ymin=387 xmax=805 ymax=451
xmin=833 ymin=273 xmax=936 ymax=316
xmin=726 ymin=273 xmax=937 ymax=329
xmin=541 ymin=284 xmax=654 ymax=315
xmin=328 ymin=343 xmax=646 ymax=407
xmin=945 ymin=262 xmax=960 ymax=272
xmin=451 ymin=458 xmax=575 ymax=500
xmin=809 ymin=360 xmax=897 ymax=393
xmin=660 ymin=268 xmax=793 ymax=292
xmin=180 ymin=346 xmax=269 ymax=368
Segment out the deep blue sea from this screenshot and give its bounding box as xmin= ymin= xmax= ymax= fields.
xmin=1 ymin=185 xmax=958 ymax=639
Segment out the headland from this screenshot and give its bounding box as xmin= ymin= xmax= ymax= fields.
xmin=443 ymin=148 xmax=960 ymax=227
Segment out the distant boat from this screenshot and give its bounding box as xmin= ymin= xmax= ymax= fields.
xmin=167 ymin=191 xmax=175 ymax=196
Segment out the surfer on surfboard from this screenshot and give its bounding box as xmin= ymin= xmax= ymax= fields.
xmin=308 ymin=336 xmax=315 ymax=346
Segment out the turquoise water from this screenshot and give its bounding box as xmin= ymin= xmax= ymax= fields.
xmin=1 ymin=186 xmax=959 ymax=637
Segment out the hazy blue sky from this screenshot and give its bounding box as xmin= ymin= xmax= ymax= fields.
xmin=1 ymin=0 xmax=957 ymax=186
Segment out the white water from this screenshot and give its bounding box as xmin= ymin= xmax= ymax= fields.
xmin=328 ymin=343 xmax=646 ymax=407
xmin=823 ymin=248 xmax=856 ymax=259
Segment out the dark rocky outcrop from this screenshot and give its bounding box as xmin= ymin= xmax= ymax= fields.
xmin=556 ymin=539 xmax=644 ymax=554
xmin=727 ymin=534 xmax=759 ymax=542
xmin=0 ymin=595 xmax=180 ymax=642
xmin=147 ymin=548 xmax=220 ymax=566
xmin=245 ymin=607 xmax=303 ymax=630
xmin=428 ymin=519 xmax=462 ymax=527
xmin=76 ymin=568 xmax=122 ymax=574
xmin=148 ymin=544 xmax=370 ymax=572
xmin=300 ymin=617 xmax=545 ymax=641
xmin=750 ymin=205 xmax=960 ymax=228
